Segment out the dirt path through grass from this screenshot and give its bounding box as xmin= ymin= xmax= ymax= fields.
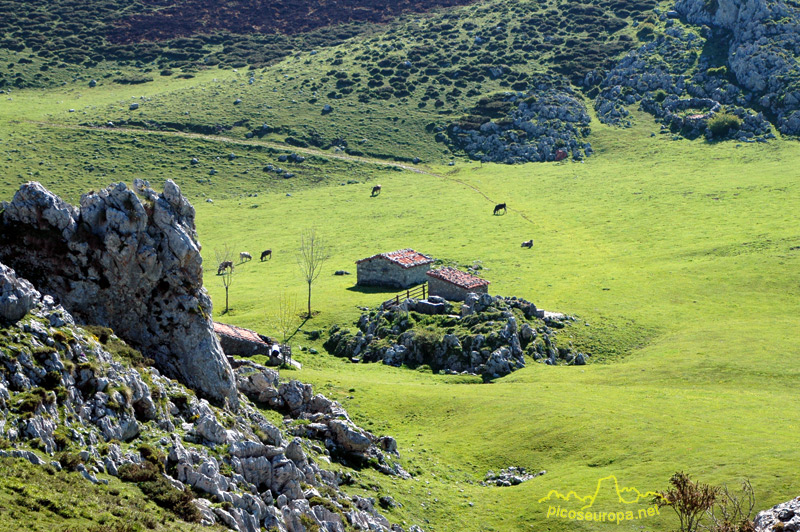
xmin=31 ymin=121 xmax=537 ymax=226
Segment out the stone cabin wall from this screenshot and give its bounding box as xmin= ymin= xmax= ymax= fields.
xmin=356 ymin=259 xmax=430 ymax=289
xmin=428 ymin=276 xmax=489 ymax=301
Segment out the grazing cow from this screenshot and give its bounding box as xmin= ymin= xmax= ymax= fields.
xmin=493 ymin=203 xmax=507 ymax=215
xmin=521 ymin=240 xmax=533 ymax=248
xmin=260 ymin=249 xmax=272 ymax=261
xmin=217 ymin=261 xmax=234 ymax=275
xmin=240 ymin=251 xmax=252 ymax=262
xmin=371 ymin=184 xmax=382 ymax=197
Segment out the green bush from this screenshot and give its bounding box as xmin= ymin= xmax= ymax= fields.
xmin=16 ymin=387 xmax=53 ymax=413
xmin=138 ymin=444 xmax=165 ymax=472
xmin=298 ymin=514 xmax=321 ymax=532
xmin=654 ymin=89 xmax=668 ymax=103
xmin=118 ymin=461 xmax=160 ymax=483
xmin=56 ymin=451 xmax=84 ymax=472
xmin=139 ymin=479 xmax=201 ymax=523
xmin=708 ymin=112 xmax=742 ymax=137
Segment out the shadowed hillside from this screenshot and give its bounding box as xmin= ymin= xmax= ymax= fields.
xmin=109 ymin=0 xmax=478 ymax=42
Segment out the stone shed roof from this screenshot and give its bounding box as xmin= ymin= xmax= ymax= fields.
xmin=356 ymin=248 xmax=434 ymax=269
xmin=426 ymin=267 xmax=490 ymax=289
xmin=213 ymin=322 xmax=271 ymax=345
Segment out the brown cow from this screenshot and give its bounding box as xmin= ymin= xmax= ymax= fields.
xmin=218 ymin=261 xmax=234 ymax=275
xmin=371 ymin=184 xmax=382 ymax=197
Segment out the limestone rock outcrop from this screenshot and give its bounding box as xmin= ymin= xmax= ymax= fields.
xmin=0 ymin=262 xmax=40 ymax=322
xmin=754 ymin=496 xmax=800 ymax=532
xmin=0 ymin=180 xmax=237 ymax=407
xmin=0 ymin=264 xmax=414 ymax=532
xmin=325 ymin=294 xmax=584 ymax=378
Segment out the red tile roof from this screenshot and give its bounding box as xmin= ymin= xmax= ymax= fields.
xmin=356 ymin=248 xmax=434 ymax=269
xmin=426 ymin=267 xmax=490 ymax=289
xmin=213 ymin=322 xmax=271 ymax=345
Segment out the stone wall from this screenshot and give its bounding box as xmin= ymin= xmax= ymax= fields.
xmin=428 ymin=277 xmax=488 ymax=301
xmin=356 ymin=259 xmax=430 ymax=289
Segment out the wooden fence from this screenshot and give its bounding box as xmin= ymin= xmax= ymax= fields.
xmin=383 ymin=283 xmax=427 ymax=308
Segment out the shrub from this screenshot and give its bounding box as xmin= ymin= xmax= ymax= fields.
xmin=413 ymin=327 xmax=440 ymax=356
xmin=54 ymin=431 xmax=71 ymax=451
xmin=705 ymin=480 xmax=756 ymax=532
xmin=118 ymin=461 xmax=160 ymax=483
xmin=656 ymin=471 xmax=718 ymax=532
xmin=138 ymin=444 xmax=165 ymax=472
xmin=654 ymin=89 xmax=668 ymax=103
xmin=56 ymin=451 xmax=84 ymax=472
xmin=298 ymin=514 xmax=321 ymax=532
xmin=708 ymin=112 xmax=741 ymax=137
xmin=139 ymin=479 xmax=201 ymax=523
xmin=16 ymin=387 xmax=52 ymax=413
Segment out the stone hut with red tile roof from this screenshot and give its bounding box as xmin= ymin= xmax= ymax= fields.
xmin=355 ymin=248 xmax=434 ymax=289
xmin=426 ymin=267 xmax=490 ymax=301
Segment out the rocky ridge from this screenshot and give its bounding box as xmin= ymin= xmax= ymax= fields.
xmin=590 ymin=0 xmax=800 ymax=140
xmin=446 ymin=81 xmax=593 ymax=163
xmin=324 ymin=293 xmax=586 ymax=379
xmin=0 ymin=261 xmax=414 ymax=532
xmin=676 ymin=0 xmax=800 ymax=135
xmin=0 ymin=180 xmax=236 ymax=406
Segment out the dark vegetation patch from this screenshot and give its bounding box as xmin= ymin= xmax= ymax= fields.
xmin=118 ymin=462 xmax=201 ymax=522
xmin=0 ymin=0 xmax=475 ymax=88
xmin=109 ymin=0 xmax=477 ymax=42
xmin=0 ymin=458 xmax=201 ymax=530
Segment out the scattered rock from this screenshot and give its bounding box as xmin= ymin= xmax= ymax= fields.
xmin=483 ymin=466 xmax=542 ymax=487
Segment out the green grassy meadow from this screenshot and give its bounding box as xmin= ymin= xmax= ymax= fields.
xmin=1 ymin=65 xmax=799 ymax=532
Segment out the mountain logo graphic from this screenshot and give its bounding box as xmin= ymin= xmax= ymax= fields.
xmin=538 ymin=475 xmax=666 ymax=510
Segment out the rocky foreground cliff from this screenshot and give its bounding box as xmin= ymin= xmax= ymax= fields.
xmin=0 ymin=179 xmax=236 ymax=406
xmin=0 ymin=258 xmax=414 ymax=532
xmin=0 ymin=182 xmax=417 ymax=532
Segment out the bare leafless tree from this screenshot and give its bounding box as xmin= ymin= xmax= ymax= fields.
xmin=268 ymin=292 xmax=301 ymax=366
xmin=702 ymin=480 xmax=756 ymax=532
xmin=296 ymin=228 xmax=329 ymax=318
xmin=214 ymin=244 xmax=235 ymax=314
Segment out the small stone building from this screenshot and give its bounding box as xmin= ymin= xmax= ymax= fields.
xmin=213 ymin=322 xmax=273 ymax=357
xmin=356 ymin=249 xmax=434 ymax=289
xmin=426 ymin=267 xmax=490 ymax=301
